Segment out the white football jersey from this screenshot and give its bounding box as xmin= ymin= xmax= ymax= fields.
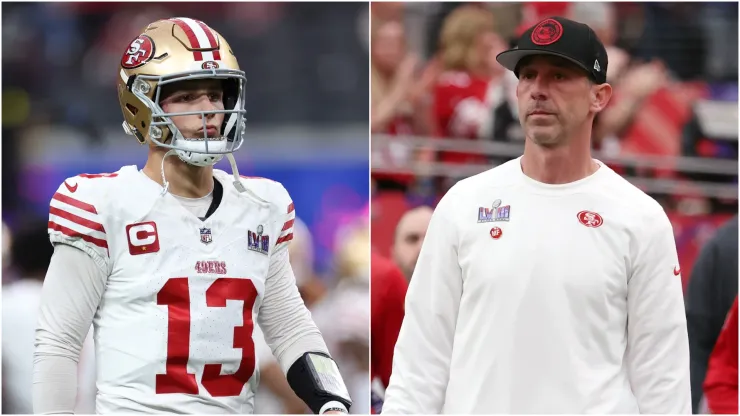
xmin=47 ymin=166 xmax=296 ymax=413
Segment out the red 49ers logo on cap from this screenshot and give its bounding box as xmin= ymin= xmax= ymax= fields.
xmin=126 ymin=221 xmax=160 ymax=255
xmin=531 ymin=18 xmax=564 ymax=45
xmin=121 ymin=35 xmax=155 ymax=69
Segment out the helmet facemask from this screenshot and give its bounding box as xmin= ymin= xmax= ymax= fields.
xmin=128 ymin=68 xmax=247 ymax=167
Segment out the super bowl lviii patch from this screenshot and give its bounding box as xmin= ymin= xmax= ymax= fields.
xmin=248 ymin=225 xmax=269 ymax=255
xmin=478 ymin=199 xmax=510 ymax=223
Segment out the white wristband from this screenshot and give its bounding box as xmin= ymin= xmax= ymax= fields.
xmin=319 ymin=400 xmax=348 ymax=414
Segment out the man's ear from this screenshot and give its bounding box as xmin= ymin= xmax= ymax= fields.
xmin=591 ymin=82 xmax=613 ymax=113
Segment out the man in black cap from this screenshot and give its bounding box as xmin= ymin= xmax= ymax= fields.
xmin=382 ymin=17 xmax=690 ymax=414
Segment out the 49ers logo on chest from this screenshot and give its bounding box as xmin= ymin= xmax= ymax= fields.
xmin=248 ymin=225 xmax=269 ymax=255
xmin=577 ymin=210 xmax=604 ymax=228
xmin=121 ymin=35 xmax=155 ymax=69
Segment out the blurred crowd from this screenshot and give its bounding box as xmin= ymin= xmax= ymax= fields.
xmin=2 ymin=2 xmax=369 ymax=221
xmin=371 ymin=2 xmax=736 ymax=204
xmin=2 ymin=2 xmax=369 ymax=414
xmin=370 ymin=2 xmax=738 ymax=414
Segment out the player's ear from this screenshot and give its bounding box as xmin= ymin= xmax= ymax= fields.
xmin=590 ymin=82 xmax=612 ymax=113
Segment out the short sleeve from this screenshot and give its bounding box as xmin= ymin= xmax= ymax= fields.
xmin=47 ymin=176 xmax=110 ymax=273
xmin=272 ymin=184 xmax=295 ymax=254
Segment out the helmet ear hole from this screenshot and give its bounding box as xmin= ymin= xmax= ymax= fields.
xmin=125 ymin=104 xmax=139 ymax=116
xmin=222 ymin=79 xmax=240 ymax=112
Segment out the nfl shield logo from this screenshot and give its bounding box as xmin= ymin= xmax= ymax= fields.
xmin=200 ymin=227 xmax=213 ymax=245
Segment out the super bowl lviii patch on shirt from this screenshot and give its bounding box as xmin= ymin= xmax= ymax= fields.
xmin=478 ymin=199 xmax=510 ymax=223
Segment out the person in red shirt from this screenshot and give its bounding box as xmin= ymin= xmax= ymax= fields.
xmin=704 ymin=297 xmax=738 ymax=414
xmin=370 ymin=252 xmax=408 ymax=413
xmin=433 ymin=5 xmax=514 ymax=165
xmin=371 ymin=15 xmax=436 ymax=192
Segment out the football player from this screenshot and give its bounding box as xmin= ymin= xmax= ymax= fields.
xmin=33 ymin=17 xmax=352 ymax=414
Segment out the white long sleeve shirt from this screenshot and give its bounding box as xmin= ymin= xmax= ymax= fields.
xmin=34 ymin=167 xmax=330 ymax=414
xmin=382 ymin=157 xmax=691 ymax=414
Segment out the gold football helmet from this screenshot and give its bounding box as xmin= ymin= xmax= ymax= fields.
xmin=117 ymin=17 xmax=246 ymax=167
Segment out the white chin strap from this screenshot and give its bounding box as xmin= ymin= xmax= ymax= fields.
xmin=159 ymin=149 xmax=247 ymax=196
xmin=175 ymin=149 xmax=224 ymax=167
xmin=172 ymin=136 xmax=228 ymax=167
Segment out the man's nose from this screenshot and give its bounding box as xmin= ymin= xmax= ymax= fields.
xmin=196 ymin=96 xmax=218 ymax=116
xmin=530 ymin=75 xmax=549 ymax=100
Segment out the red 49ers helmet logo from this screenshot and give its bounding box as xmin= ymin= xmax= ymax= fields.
xmin=121 ymin=35 xmax=155 ymax=69
xmin=531 ymin=19 xmax=563 ymax=46
xmin=201 ymin=61 xmax=219 ymax=70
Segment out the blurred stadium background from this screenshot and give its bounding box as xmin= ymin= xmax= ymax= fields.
xmin=370 ymin=2 xmax=738 ymax=414
xmin=2 ymin=2 xmax=370 ymax=414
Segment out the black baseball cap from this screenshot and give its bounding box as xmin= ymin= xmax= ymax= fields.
xmin=496 ymin=16 xmax=608 ymax=84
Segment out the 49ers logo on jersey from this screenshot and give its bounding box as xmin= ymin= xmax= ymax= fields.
xmin=126 ymin=221 xmax=160 ymax=255
xmin=121 ymin=35 xmax=155 ymax=69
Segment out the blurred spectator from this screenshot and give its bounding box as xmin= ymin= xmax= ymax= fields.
xmin=370 ymin=252 xmax=408 ymax=413
xmin=290 ymin=217 xmax=326 ymax=308
xmin=371 ymin=12 xmax=436 ymax=192
xmin=568 ymin=3 xmax=670 ymax=150
xmin=370 ymin=2 xmax=404 ymax=23
xmin=2 ymin=222 xmax=95 ymax=414
xmin=433 ymin=4 xmax=518 ymax=164
xmin=391 ymin=205 xmax=432 ymax=281
xmin=686 ymin=215 xmax=738 ymax=413
xmin=516 ymin=3 xmax=569 ymax=36
xmin=703 ymin=297 xmax=738 ymax=414
xmin=371 ymin=16 xmax=434 ymax=136
xmin=568 ymin=3 xmax=626 ymax=80
xmin=312 ymin=221 xmax=370 ymax=414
